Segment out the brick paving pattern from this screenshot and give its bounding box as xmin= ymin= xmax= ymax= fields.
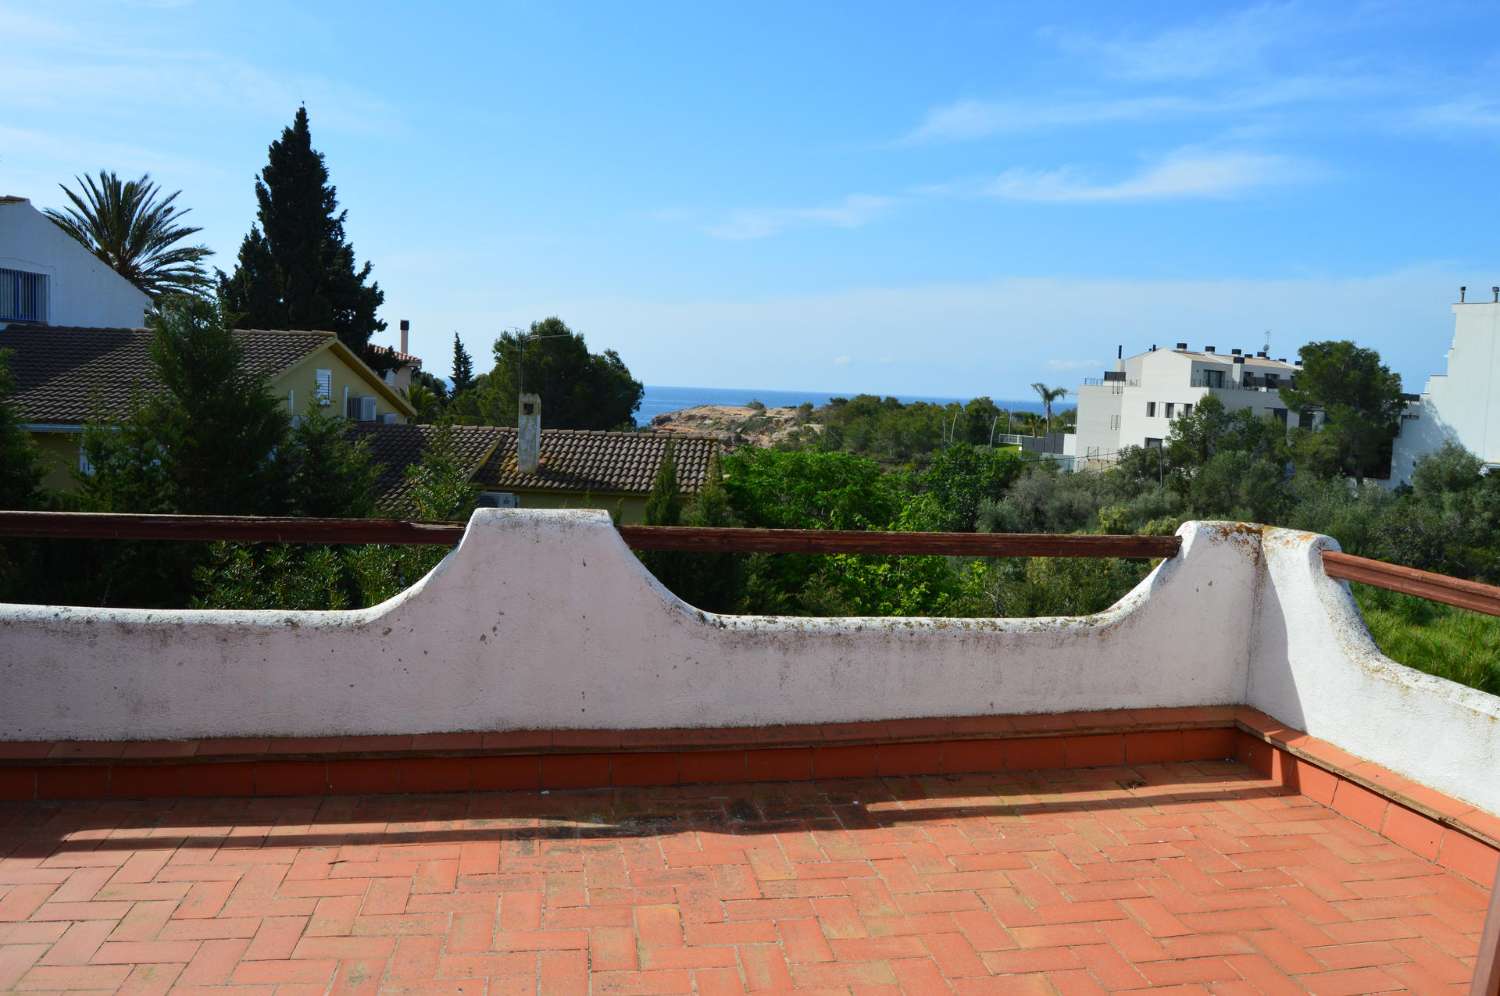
xmin=0 ymin=760 xmax=1486 ymax=993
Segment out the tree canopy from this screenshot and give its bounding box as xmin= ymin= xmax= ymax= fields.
xmin=1280 ymin=340 xmax=1405 ymax=482
xmin=45 ymin=172 xmax=212 ymax=300
xmin=218 ymin=107 xmax=386 ymax=356
xmin=451 ymin=317 xmax=642 ymax=429
xmin=450 ymin=333 xmax=475 ymax=394
xmin=82 ymin=297 xmax=290 ymax=516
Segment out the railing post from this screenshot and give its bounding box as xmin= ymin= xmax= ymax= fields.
xmin=1475 ymin=861 xmax=1500 ymax=995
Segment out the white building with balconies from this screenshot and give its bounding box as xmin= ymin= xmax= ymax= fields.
xmin=1074 ymin=342 xmax=1312 ymax=464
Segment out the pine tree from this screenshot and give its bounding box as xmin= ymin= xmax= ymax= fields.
xmin=451 ymin=332 xmax=475 ymax=394
xmin=81 ymin=298 xmax=289 ymax=516
xmin=0 ymin=350 xmax=44 ymax=510
xmin=218 ymin=106 xmax=385 ymax=354
xmin=644 ymin=441 xmax=682 ymax=526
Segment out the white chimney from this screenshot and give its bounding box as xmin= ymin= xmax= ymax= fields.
xmin=399 ymin=319 xmax=409 ymax=355
xmin=517 ymin=393 xmax=541 ymax=474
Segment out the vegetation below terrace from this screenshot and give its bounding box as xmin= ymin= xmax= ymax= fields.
xmin=649 ymin=395 xmax=1069 ymax=458
xmin=0 ymin=299 xmax=1494 ymax=695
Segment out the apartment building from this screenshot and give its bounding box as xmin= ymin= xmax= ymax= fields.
xmin=1389 ymin=292 xmax=1500 ymax=487
xmin=1075 ymin=342 xmax=1312 ymax=463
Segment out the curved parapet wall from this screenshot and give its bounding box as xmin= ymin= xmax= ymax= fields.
xmin=0 ymin=512 xmax=1255 ymax=742
xmin=3 ymin=511 xmax=1497 ymax=814
xmin=1249 ymin=526 xmax=1500 ymax=814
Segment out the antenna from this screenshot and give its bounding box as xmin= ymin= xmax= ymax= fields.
xmin=1263 ymin=330 xmax=1271 ymax=355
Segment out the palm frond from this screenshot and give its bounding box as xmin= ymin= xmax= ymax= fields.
xmin=44 ymin=171 xmax=213 ymax=301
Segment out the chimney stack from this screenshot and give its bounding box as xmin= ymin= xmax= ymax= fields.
xmin=1117 ymin=344 xmax=1123 ymax=359
xmin=1175 ymin=341 xmax=1188 ymax=350
xmin=1205 ymin=345 xmax=1216 ymax=353
xmin=399 ymin=319 xmax=409 ymax=355
xmin=1460 ymin=286 xmax=1467 ymax=303
xmin=517 ymin=393 xmax=541 ymax=475
xmin=1493 ymin=287 xmax=1499 ymax=303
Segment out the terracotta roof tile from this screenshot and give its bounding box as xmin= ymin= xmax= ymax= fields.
xmin=476 ymin=428 xmax=718 ymax=496
xmin=348 ymin=423 xmax=505 ymax=514
xmin=352 ymin=424 xmax=719 ymax=511
xmin=0 ymin=325 xmax=332 ymax=424
xmin=365 ymin=344 xmax=422 ymax=367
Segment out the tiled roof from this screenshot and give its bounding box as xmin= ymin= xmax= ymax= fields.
xmin=366 ymin=343 xmax=422 ymax=368
xmin=476 ymin=428 xmax=718 ymax=496
xmin=352 ymin=424 xmax=719 ymax=510
xmin=0 ymin=325 xmax=332 ymax=424
xmin=348 ymin=423 xmax=504 ymax=514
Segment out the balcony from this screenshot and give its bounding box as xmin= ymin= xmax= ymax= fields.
xmin=1191 ymin=372 xmax=1289 ymax=393
xmin=0 ymin=511 xmax=1496 ymax=993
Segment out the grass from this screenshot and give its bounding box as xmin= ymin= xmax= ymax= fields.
xmin=1351 ymin=583 xmax=1500 ymax=695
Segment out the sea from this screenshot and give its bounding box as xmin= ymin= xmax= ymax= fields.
xmin=637 ymin=385 xmax=1051 ymax=426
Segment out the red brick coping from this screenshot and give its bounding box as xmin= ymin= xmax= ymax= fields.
xmin=2 ymin=706 xmax=1496 ymax=885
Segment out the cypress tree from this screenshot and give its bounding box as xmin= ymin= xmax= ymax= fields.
xmin=451 ymin=332 xmax=475 ymax=394
xmin=218 ymin=106 xmax=385 ymax=355
xmin=644 ymin=440 xmax=683 ymax=527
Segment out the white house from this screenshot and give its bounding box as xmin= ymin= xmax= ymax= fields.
xmin=1074 ymin=342 xmax=1312 ymax=464
xmin=1388 ymin=290 xmax=1500 ymax=487
xmin=0 ymin=196 xmax=150 ymax=329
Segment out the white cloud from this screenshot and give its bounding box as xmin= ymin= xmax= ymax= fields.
xmin=975 ymin=150 xmax=1314 ymax=203
xmin=1 ymin=8 xmax=395 ymax=135
xmin=1046 ymin=4 xmax=1303 ymax=82
xmin=832 ymin=355 xmax=852 ymax=366
xmin=1406 ymin=96 xmax=1500 ymax=133
xmin=706 ymin=194 xmax=894 ymax=240
xmin=1045 ymin=358 xmax=1097 ymax=372
xmin=905 ymin=95 xmax=1199 ymax=143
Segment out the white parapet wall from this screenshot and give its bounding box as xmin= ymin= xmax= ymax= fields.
xmin=1248 ymin=527 xmax=1500 ymax=813
xmin=0 ymin=511 xmax=1497 ymax=813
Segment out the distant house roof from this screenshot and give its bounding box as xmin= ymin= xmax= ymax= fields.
xmin=366 ymin=344 xmax=422 ymax=369
xmin=349 ymin=423 xmax=505 ymax=513
xmin=1 ymin=325 xmax=333 ymax=424
xmin=351 ymin=423 xmax=719 ymax=513
xmin=475 ymin=428 xmax=718 ymax=497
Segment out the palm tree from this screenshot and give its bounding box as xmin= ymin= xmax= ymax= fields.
xmin=45 ymin=172 xmax=212 ymax=301
xmin=1030 ymin=382 xmax=1069 ymax=435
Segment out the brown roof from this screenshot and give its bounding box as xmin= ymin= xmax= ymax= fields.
xmin=352 ymin=423 xmax=719 ymax=511
xmin=0 ymin=325 xmax=333 ymax=424
xmin=475 ymin=428 xmax=718 ymax=496
xmin=348 ymin=423 xmax=504 ymax=514
xmin=366 ymin=344 xmax=422 ymax=368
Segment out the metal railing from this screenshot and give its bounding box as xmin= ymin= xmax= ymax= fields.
xmin=0 ymin=511 xmax=1180 ymax=559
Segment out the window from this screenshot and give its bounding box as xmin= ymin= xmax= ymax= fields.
xmin=1146 ymin=402 xmax=1157 ymax=417
xmin=1145 ymin=437 xmax=1163 ymax=449
xmin=1299 ymin=410 xmax=1316 ymax=430
xmin=1183 ymin=403 xmax=1193 ymax=416
xmin=0 ymin=268 xmax=48 ymax=323
xmin=1109 ymin=414 xmax=1121 ymax=430
xmin=77 ymin=445 xmax=94 ymax=477
xmin=1271 ymin=408 xmax=1288 ymax=425
xmin=1164 ymin=402 xmax=1175 ymax=418
xmin=1201 ymin=369 xmax=1226 ymax=389
xmin=315 ymin=369 xmax=333 ymax=405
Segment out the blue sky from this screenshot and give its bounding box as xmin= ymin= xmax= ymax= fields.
xmin=5 ymin=1 xmax=1498 ymax=398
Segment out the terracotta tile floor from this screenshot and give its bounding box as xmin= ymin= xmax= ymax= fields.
xmin=0 ymin=760 xmax=1487 ymax=994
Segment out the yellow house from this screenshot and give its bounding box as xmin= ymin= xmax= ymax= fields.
xmin=1 ymin=325 xmax=415 ymax=491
